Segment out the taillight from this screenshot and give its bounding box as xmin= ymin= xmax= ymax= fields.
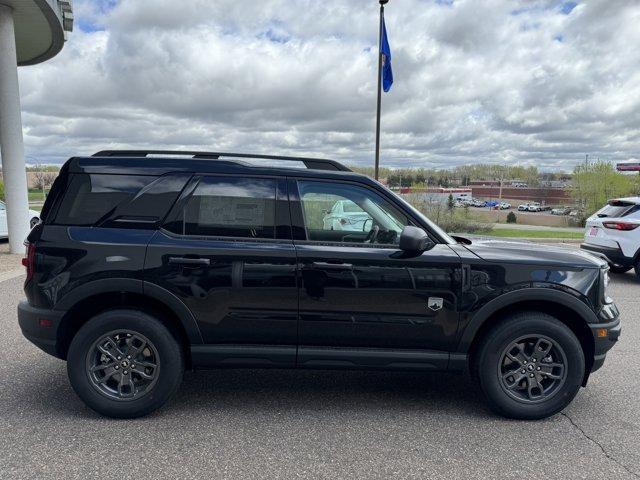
xmin=602 ymin=222 xmax=639 ymax=231
xmin=22 ymin=241 xmax=35 ymax=282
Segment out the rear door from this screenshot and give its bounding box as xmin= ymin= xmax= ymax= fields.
xmin=290 ymin=178 xmax=462 ymax=370
xmin=145 ymin=175 xmax=298 ymax=367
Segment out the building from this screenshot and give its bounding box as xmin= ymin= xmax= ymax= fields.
xmin=398 ymin=187 xmax=473 ymax=204
xmin=0 ymin=0 xmax=72 ymax=252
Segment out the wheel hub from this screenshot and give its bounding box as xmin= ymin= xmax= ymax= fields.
xmin=498 ymin=334 xmax=568 ymax=404
xmin=86 ymin=330 xmax=160 ymax=401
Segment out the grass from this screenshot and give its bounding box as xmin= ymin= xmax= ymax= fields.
xmin=478 ymin=228 xmax=584 ymax=239
xmin=28 ymin=190 xmax=47 ymax=202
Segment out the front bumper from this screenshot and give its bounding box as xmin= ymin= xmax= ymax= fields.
xmin=588 ymin=307 xmax=621 ymax=375
xmin=580 ymin=243 xmax=633 ymax=268
xmin=18 ymin=301 xmax=65 ymax=359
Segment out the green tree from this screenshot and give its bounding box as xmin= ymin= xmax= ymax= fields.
xmin=447 ymin=193 xmax=455 ymax=211
xmin=0 ymin=180 xmax=4 ymax=201
xmin=506 ymin=211 xmax=517 ymax=224
xmin=571 ymin=160 xmax=638 ymax=215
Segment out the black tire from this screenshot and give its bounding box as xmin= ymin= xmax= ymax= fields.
xmin=609 ymin=265 xmax=631 ymax=274
xmin=30 ymin=217 xmax=39 ymax=229
xmin=67 ymin=309 xmax=184 ymax=419
xmin=475 ymin=312 xmax=584 ymax=420
xmin=634 ymin=260 xmax=640 ymax=279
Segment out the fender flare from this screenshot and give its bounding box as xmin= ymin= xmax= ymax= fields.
xmin=54 ymin=278 xmax=203 ymax=344
xmin=456 ymin=287 xmax=598 ymax=353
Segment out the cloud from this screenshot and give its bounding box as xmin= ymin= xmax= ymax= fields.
xmin=10 ymin=0 xmax=640 ymax=171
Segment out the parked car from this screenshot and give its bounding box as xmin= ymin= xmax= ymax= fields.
xmin=472 ymin=199 xmax=486 ymax=207
xmin=551 ymin=207 xmax=571 ymax=216
xmin=0 ymin=201 xmax=40 ymax=238
xmin=322 ymin=199 xmax=372 ymax=231
xmin=18 ymin=150 xmax=620 ymax=420
xmin=527 ymin=202 xmax=542 ymax=212
xmin=495 ymin=202 xmax=511 ymax=210
xmin=517 ymin=203 xmax=530 ymax=211
xmin=581 ymin=197 xmax=640 ymax=275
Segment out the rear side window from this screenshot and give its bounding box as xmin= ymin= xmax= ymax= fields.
xmin=597 ymin=201 xmax=639 ymax=218
xmin=165 ymin=176 xmax=277 ymax=239
xmin=54 ymin=174 xmax=156 ymax=226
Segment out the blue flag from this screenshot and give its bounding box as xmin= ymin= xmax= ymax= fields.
xmin=381 ymin=17 xmax=393 ymax=92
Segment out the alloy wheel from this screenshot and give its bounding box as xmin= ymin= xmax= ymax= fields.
xmin=85 ymin=330 xmax=160 ymax=401
xmin=498 ymin=334 xmax=568 ymax=403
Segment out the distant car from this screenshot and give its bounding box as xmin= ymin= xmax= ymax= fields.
xmin=472 ymin=199 xmax=486 ymax=207
xmin=322 ymin=199 xmax=372 ymax=231
xmin=517 ymin=203 xmax=530 ymax=211
xmin=496 ymin=202 xmax=511 ymax=210
xmin=528 ymin=202 xmax=542 ymax=212
xmin=581 ymin=197 xmax=640 ymax=275
xmin=551 ymin=207 xmax=571 ymax=215
xmin=0 ymin=201 xmax=40 ymax=239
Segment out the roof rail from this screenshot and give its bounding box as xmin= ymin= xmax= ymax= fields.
xmin=91 ymin=150 xmax=351 ymax=172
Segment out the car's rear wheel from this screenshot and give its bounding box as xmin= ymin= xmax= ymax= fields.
xmin=30 ymin=217 xmax=39 ymax=229
xmin=67 ymin=309 xmax=184 ymax=418
xmin=475 ymin=312 xmax=584 ymax=420
xmin=609 ymin=265 xmax=631 ymax=274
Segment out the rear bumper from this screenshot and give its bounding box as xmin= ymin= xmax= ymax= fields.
xmin=580 ymin=243 xmax=633 ymax=267
xmin=17 ymin=301 xmax=65 ymax=359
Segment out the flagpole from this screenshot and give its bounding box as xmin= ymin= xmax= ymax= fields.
xmin=374 ymin=0 xmax=388 ymax=181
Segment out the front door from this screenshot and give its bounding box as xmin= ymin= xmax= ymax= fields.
xmin=290 ymin=179 xmax=462 ymax=370
xmin=145 ymin=175 xmax=298 ymax=367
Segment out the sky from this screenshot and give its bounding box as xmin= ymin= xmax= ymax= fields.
xmin=13 ymin=0 xmax=640 ymax=171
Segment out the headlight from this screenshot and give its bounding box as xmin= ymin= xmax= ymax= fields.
xmin=601 ymin=267 xmax=612 ymax=304
xmin=603 ymin=269 xmax=610 ymax=289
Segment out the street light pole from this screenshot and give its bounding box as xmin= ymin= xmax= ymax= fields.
xmin=374 ymin=0 xmax=389 ymax=181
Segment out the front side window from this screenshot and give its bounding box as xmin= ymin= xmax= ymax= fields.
xmin=166 ymin=176 xmax=277 ymax=239
xmin=297 ymin=180 xmax=409 ymax=245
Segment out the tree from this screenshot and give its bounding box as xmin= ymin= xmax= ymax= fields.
xmin=32 ymin=166 xmax=57 ymax=192
xmin=506 ymin=211 xmax=517 ymax=224
xmin=447 ymin=193 xmax=455 ymax=211
xmin=0 ymin=180 xmax=4 ymax=201
xmin=571 ymin=160 xmax=638 ymax=215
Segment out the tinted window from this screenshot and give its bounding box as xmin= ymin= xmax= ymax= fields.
xmin=298 ymin=180 xmax=409 ymax=245
xmin=54 ymin=174 xmax=155 ymax=226
xmin=166 ymin=176 xmax=277 ymax=239
xmin=597 ymin=201 xmax=638 ymax=218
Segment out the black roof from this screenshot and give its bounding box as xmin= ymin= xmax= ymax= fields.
xmin=64 ymin=150 xmax=373 ymax=184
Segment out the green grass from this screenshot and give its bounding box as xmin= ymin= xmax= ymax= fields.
xmin=28 ymin=190 xmax=47 ymax=202
xmin=481 ymin=228 xmax=583 ymax=239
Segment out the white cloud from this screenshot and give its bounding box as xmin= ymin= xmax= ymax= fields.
xmin=10 ymin=0 xmax=640 ymax=171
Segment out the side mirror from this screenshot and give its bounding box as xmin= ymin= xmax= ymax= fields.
xmin=399 ymin=226 xmax=434 ymax=253
xmin=363 ymin=218 xmax=373 ymax=232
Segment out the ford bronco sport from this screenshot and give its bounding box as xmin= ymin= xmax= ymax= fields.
xmin=18 ymin=150 xmax=620 ymax=419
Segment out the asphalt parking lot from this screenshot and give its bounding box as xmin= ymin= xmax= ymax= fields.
xmin=1 ymin=272 xmax=639 ymax=479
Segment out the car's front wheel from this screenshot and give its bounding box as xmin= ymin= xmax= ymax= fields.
xmin=475 ymin=312 xmax=584 ymax=420
xmin=67 ymin=309 xmax=184 ymax=418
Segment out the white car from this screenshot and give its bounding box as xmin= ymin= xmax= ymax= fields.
xmin=517 ymin=203 xmax=530 ymax=211
xmin=498 ymin=202 xmax=511 ymax=210
xmin=527 ymin=202 xmax=542 ymax=212
xmin=0 ymin=201 xmax=40 ymax=239
xmin=322 ymin=200 xmax=372 ymax=231
xmin=581 ymin=197 xmax=640 ymax=275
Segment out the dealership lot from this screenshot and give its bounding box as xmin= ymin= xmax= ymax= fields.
xmin=0 ymin=272 xmax=638 ymax=479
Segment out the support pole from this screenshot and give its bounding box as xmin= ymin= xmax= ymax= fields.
xmin=0 ymin=4 xmax=30 ymax=253
xmin=374 ymin=1 xmax=386 ymax=181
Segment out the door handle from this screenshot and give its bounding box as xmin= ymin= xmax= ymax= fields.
xmin=168 ymin=257 xmax=211 ymax=266
xmin=312 ymin=261 xmax=353 ymax=270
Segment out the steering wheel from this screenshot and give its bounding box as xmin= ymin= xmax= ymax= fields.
xmin=364 ymin=225 xmax=380 ymax=244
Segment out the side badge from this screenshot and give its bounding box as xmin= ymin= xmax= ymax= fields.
xmin=428 ymin=297 xmax=443 ymax=312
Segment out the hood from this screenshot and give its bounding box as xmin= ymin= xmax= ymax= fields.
xmin=464 ymin=239 xmax=606 ymax=269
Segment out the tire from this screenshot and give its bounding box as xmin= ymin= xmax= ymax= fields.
xmin=609 ymin=265 xmax=631 ymax=274
xmin=30 ymin=217 xmax=39 ymax=229
xmin=634 ymin=260 xmax=640 ymax=279
xmin=67 ymin=309 xmax=185 ymax=419
xmin=475 ymin=311 xmax=584 ymax=420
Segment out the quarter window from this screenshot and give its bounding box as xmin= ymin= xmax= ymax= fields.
xmin=166 ymin=176 xmax=277 ymax=239
xmin=297 ymin=180 xmax=409 ymax=245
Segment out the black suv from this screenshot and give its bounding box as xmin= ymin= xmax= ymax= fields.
xmin=18 ymin=150 xmax=620 ymax=419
